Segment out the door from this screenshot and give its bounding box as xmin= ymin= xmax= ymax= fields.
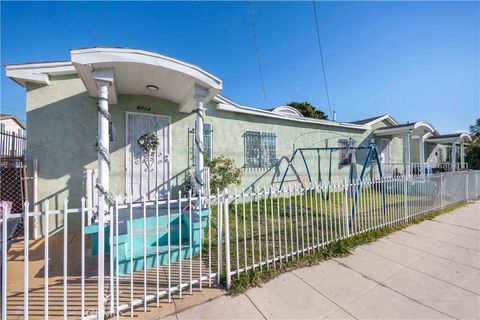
xmin=126 ymin=112 xmax=170 ymax=201
xmin=379 ymin=138 xmax=390 ymax=163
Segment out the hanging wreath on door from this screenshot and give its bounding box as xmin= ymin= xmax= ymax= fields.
xmin=137 ymin=132 xmax=159 ymax=152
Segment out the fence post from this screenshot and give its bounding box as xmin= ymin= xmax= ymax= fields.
xmin=440 ymin=173 xmax=444 ymax=209
xmin=10 ymin=132 xmax=16 ymax=157
xmin=223 ymin=188 xmax=231 ymax=289
xmin=343 ymin=179 xmax=349 ymax=237
xmin=403 ymin=176 xmax=408 ymax=223
xmin=32 ymin=159 xmax=40 ymax=239
xmin=97 ymin=200 xmax=105 ymax=319
xmin=217 ymin=190 xmax=223 ymax=285
xmin=2 ymin=202 xmax=8 ymax=320
xmin=465 ymin=171 xmax=469 ymax=201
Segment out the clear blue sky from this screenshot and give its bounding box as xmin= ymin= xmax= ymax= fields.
xmin=1 ymin=1 xmax=479 ymax=133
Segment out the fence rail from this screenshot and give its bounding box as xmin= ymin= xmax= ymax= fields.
xmin=1 ymin=170 xmax=479 ymax=319
xmin=0 ymin=131 xmax=26 ymax=158
xmin=382 ymin=162 xmax=468 ymax=177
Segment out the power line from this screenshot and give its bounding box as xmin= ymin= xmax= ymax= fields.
xmin=312 ymin=0 xmax=333 ymax=119
xmin=248 ymin=0 xmax=268 ymax=108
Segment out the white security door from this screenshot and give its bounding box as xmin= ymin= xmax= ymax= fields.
xmin=380 ymin=138 xmax=390 ymax=163
xmin=126 ymin=112 xmax=170 ymax=201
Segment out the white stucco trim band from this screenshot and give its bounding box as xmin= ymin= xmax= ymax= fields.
xmin=215 ymin=102 xmax=368 ymax=130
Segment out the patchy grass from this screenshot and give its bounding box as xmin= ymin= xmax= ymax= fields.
xmin=227 ymin=201 xmax=469 ymax=295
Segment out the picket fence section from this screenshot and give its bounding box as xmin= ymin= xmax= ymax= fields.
xmin=0 ymin=170 xmax=479 ymax=319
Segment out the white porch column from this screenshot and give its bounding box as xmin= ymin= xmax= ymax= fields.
xmin=451 ymin=142 xmax=457 ymax=172
xmin=194 ymin=85 xmax=208 ymax=194
xmin=92 ymin=70 xmax=113 ymax=320
xmin=460 ymin=142 xmax=465 ymax=170
xmin=97 ymin=81 xmax=110 ymax=202
xmin=405 ymin=133 xmax=411 ymax=176
xmin=419 ymin=133 xmax=431 ymax=176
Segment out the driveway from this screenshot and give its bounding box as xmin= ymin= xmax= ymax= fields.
xmin=165 ymin=201 xmax=480 ymax=319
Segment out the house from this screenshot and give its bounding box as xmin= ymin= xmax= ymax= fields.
xmin=0 ymin=114 xmax=25 ymax=136
xmin=4 ymin=47 xmax=471 ymax=228
xmin=0 ymin=114 xmax=27 ymax=158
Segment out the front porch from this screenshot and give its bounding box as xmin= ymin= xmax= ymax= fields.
xmin=375 ymin=122 xmax=471 ymax=177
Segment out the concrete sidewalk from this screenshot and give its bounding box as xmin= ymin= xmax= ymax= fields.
xmin=165 ymin=201 xmax=480 ymax=320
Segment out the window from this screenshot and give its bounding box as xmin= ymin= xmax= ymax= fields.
xmin=203 ymin=123 xmax=213 ymax=161
xmin=244 ymin=131 xmax=277 ymax=168
xmin=0 ymin=123 xmax=5 ymax=133
xmin=445 ymin=146 xmax=451 ymax=162
xmin=338 ymin=138 xmax=356 ymax=166
xmin=191 ymin=123 xmax=213 ymax=164
xmin=109 ymin=122 xmax=115 ymax=142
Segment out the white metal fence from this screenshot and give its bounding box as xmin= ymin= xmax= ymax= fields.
xmin=1 ymin=171 xmax=479 ymax=319
xmin=382 ymin=162 xmax=468 ymax=176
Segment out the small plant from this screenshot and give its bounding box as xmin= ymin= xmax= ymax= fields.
xmin=181 ymin=172 xmax=195 ymax=195
xmin=208 ymin=155 xmax=242 ymax=194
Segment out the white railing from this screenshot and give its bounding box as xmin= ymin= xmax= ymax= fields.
xmin=381 ymin=162 xmax=469 ymax=177
xmin=1 ymin=171 xmax=479 ymax=319
xmin=221 ymin=170 xmax=480 ymax=286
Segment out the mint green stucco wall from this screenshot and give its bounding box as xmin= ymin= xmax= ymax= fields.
xmin=26 ymin=75 xmax=407 ymax=232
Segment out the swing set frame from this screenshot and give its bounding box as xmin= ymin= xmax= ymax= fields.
xmin=278 ymin=140 xmax=386 ymax=219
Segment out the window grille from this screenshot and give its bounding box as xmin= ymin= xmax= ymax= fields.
xmin=244 ymin=131 xmax=277 ymax=168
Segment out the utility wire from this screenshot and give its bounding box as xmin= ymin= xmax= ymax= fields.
xmin=312 ymin=0 xmax=333 ymax=119
xmin=248 ymin=0 xmax=268 ymax=108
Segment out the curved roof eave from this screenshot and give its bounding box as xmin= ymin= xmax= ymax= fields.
xmin=271 ymin=106 xmax=304 ymax=117
xmin=70 ymin=47 xmax=222 ymax=90
xmin=427 ymin=132 xmax=472 ymax=144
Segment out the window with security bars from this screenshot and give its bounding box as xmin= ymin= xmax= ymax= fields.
xmin=244 ymin=131 xmax=277 ymax=168
xmin=338 ymin=138 xmax=356 ymax=166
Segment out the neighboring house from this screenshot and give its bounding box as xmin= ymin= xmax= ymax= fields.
xmin=3 ymin=47 xmax=472 ymax=222
xmin=0 ymin=114 xmax=25 ymax=136
xmin=0 ymin=114 xmax=27 ymax=158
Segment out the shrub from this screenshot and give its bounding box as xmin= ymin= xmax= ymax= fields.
xmin=208 ymin=155 xmax=242 ymax=194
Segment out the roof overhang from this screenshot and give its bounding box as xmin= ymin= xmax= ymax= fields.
xmin=70 ymin=47 xmax=223 ymax=111
xmin=374 ymin=121 xmax=437 ymax=137
xmin=427 ymin=132 xmax=472 ymax=144
xmin=214 ymin=96 xmax=368 ymax=130
xmin=352 ymin=114 xmax=399 ymax=127
xmin=4 ymin=61 xmax=76 ymax=86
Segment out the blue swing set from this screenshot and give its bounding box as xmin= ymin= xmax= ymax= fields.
xmin=278 ymin=139 xmax=386 ymax=219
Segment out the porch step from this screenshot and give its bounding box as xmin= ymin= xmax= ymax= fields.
xmin=85 ymin=208 xmax=209 ymax=274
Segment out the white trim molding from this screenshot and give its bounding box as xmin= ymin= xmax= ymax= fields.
xmin=4 ymin=61 xmax=76 ymax=87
